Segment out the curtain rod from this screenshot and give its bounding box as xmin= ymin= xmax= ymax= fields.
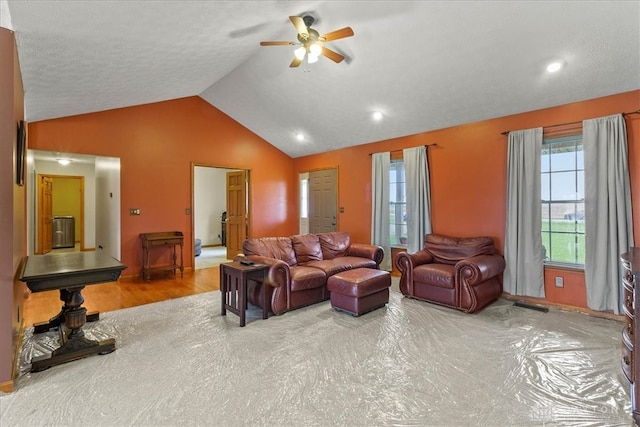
xmin=369 ymin=143 xmax=438 ymax=156
xmin=500 ymin=110 xmax=640 ymax=136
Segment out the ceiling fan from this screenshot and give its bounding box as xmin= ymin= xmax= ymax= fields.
xmin=260 ymin=15 xmax=354 ymax=67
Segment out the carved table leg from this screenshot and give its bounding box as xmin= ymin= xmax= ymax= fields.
xmin=33 ymin=288 xmax=99 ymax=334
xmin=30 ymin=286 xmax=115 ymax=372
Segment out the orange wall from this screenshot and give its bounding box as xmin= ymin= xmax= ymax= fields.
xmin=293 ymin=90 xmax=640 ymax=310
xmin=28 ymin=97 xmax=298 ymax=276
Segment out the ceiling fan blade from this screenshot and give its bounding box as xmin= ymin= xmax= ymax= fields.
xmin=321 ymin=46 xmax=345 ymax=63
xmin=289 ymin=16 xmax=308 ymax=38
xmin=290 ymin=56 xmax=303 ymax=68
xmin=321 ymin=27 xmax=354 ymax=42
xmin=260 ymin=41 xmax=294 ymax=46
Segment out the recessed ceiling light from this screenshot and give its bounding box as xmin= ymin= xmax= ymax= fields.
xmin=57 ymin=158 xmax=71 ymax=166
xmin=372 ymin=111 xmax=384 ymax=121
xmin=296 ymin=133 xmax=305 ymax=141
xmin=546 ymin=61 xmax=563 ymax=73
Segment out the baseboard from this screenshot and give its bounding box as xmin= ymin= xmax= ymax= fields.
xmin=501 ymin=293 xmax=625 ymax=322
xmin=1 ymin=322 xmax=22 ymax=393
xmin=0 ymin=379 xmax=13 ymax=393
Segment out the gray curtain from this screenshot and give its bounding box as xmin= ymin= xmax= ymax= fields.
xmin=504 ymin=128 xmax=545 ymax=297
xmin=371 ymin=152 xmax=391 ymax=270
xmin=403 ymin=146 xmax=431 ymax=253
xmin=583 ymin=114 xmax=634 ymax=315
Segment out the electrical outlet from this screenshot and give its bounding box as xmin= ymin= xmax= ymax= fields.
xmin=129 ymin=208 xmax=141 ymax=215
xmin=555 ymin=276 xmax=564 ymax=288
xmin=185 ymin=208 xmax=191 ymax=215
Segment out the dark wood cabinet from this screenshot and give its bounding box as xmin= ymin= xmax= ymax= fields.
xmin=140 ymin=231 xmax=184 ymax=282
xmin=621 ymin=247 xmax=640 ymax=425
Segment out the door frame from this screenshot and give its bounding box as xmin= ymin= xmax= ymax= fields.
xmin=191 ymin=163 xmax=251 ymax=267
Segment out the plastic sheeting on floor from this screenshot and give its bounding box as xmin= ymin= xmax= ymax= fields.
xmin=0 ymin=290 xmax=632 ymax=426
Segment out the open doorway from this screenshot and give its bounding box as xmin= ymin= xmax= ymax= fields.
xmin=27 ymin=150 xmax=121 ymax=260
xmin=36 ymin=174 xmax=84 ymax=254
xmin=193 ymin=165 xmax=249 ymax=269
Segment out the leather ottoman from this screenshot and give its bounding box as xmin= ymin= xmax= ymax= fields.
xmin=327 ymin=268 xmax=391 ymax=316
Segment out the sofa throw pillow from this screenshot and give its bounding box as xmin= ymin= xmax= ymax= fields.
xmin=291 ymin=234 xmax=323 ymax=264
xmin=243 ymin=237 xmax=297 ymax=266
xmin=317 ymin=231 xmax=350 ymax=260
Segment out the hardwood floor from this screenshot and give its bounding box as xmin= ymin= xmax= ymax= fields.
xmin=22 ymin=267 xmax=220 ymax=327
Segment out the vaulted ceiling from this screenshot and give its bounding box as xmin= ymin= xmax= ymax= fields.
xmin=3 ymin=1 xmax=639 ymax=158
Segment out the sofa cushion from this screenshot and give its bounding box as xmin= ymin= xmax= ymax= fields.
xmin=413 ymin=263 xmax=456 ymax=289
xmin=425 ymin=234 xmax=495 ymax=265
xmin=317 ymin=232 xmax=350 ymax=260
xmin=243 ymin=237 xmax=297 ymax=266
xmin=290 ymin=266 xmax=327 ymax=291
xmin=339 ymin=256 xmax=377 ymax=270
xmin=305 ymin=258 xmax=354 ymax=277
xmin=291 ymin=234 xmax=323 ymax=264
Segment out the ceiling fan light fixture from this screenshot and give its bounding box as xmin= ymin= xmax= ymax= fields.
xmin=294 ymin=46 xmax=306 ymax=60
xmin=308 ymin=53 xmax=319 ymax=64
xmin=309 ymin=43 xmax=322 ymax=56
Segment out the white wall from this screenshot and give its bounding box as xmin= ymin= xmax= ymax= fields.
xmin=194 ymin=166 xmax=231 ymax=246
xmin=95 ymin=156 xmax=121 ymax=259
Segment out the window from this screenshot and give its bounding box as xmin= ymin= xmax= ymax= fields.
xmin=541 ymin=135 xmax=585 ymax=266
xmin=300 ymin=178 xmax=308 ymax=219
xmin=389 ymin=159 xmax=407 ymax=246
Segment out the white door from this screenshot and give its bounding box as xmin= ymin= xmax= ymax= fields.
xmin=308 ymin=169 xmax=337 ymax=233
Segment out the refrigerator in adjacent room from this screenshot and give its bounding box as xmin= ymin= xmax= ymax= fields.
xmin=52 ymin=216 xmax=75 ymax=249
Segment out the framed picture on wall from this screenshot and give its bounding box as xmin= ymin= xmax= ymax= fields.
xmin=16 ymin=120 xmax=26 ymax=186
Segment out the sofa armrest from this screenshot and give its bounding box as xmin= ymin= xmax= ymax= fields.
xmin=348 ymin=243 xmax=384 ymax=267
xmin=233 ymin=255 xmax=292 ymax=315
xmin=234 ymin=255 xmax=290 ymax=289
xmin=395 ymin=250 xmax=434 ymax=273
xmin=395 ymin=250 xmax=434 ymax=296
xmin=455 ymin=254 xmax=506 ymax=286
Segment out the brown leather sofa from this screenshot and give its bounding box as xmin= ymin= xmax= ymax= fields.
xmin=395 ymin=233 xmax=505 ymax=313
xmin=239 ymin=232 xmax=384 ymax=315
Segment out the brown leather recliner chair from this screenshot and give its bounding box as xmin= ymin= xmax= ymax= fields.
xmin=395 ymin=234 xmax=505 ymax=313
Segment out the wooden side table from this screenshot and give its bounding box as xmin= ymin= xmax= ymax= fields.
xmin=140 ymin=231 xmax=184 ymax=282
xmin=220 ymin=261 xmax=269 ymax=327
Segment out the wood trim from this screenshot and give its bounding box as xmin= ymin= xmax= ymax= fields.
xmin=502 ymin=293 xmax=625 ymax=322
xmin=543 ymin=122 xmax=582 ymax=139
xmin=390 ymin=150 xmax=403 ymax=160
xmin=0 ymin=379 xmax=14 ymax=393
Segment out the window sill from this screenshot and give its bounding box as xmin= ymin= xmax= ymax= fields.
xmin=543 ymin=263 xmax=584 ymax=273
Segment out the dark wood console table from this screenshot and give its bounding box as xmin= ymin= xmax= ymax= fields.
xmin=19 ymin=251 xmax=126 ymax=372
xmin=140 ymin=231 xmax=184 ymax=282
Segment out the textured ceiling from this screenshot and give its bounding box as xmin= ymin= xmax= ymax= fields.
xmin=3 ymin=1 xmax=640 ymax=158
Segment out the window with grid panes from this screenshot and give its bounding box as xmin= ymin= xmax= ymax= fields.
xmin=390 ymin=159 xmax=407 ymax=246
xmin=541 ymin=135 xmax=585 ymax=266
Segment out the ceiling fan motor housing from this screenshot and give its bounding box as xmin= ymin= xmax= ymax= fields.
xmin=302 ymin=15 xmax=315 ymax=28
